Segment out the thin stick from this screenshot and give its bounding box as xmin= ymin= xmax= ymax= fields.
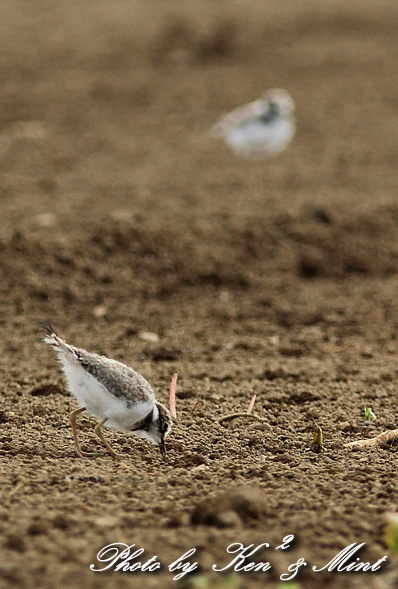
xmin=344 ymin=428 xmax=398 ymax=449
xmin=169 ymin=371 xmax=178 ymax=420
xmin=247 ymin=394 xmax=256 ymax=415
xmin=218 ymin=412 xmax=268 ymax=425
xmin=190 ymin=401 xmax=199 ymax=415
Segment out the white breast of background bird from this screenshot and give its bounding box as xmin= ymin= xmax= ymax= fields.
xmin=46 ymin=333 xmax=156 ymax=433
xmin=212 ymin=88 xmax=295 ymax=158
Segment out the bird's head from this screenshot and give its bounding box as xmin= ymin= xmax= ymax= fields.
xmin=152 ymin=402 xmax=173 ymax=457
xmin=132 ymin=402 xmax=172 ymax=458
xmin=264 ymin=89 xmax=295 ymax=116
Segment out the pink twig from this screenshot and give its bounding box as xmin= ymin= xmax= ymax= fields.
xmin=169 ymin=371 xmax=178 ymax=419
xmin=247 ymin=394 xmax=256 ymax=415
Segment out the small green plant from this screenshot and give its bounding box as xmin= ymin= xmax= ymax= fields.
xmin=364 ymin=407 xmax=376 ymax=421
xmin=385 ymin=513 xmax=398 ymax=554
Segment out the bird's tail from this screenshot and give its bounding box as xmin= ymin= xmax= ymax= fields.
xmin=42 ymin=321 xmax=58 ymax=343
xmin=41 ymin=321 xmax=77 ymax=360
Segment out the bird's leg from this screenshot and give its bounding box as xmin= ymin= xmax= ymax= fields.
xmin=69 ymin=407 xmax=89 ymax=458
xmin=94 ymin=418 xmax=124 ymax=458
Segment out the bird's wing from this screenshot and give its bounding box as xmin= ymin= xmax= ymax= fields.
xmin=74 ymin=349 xmax=156 ymax=404
xmin=212 ymin=99 xmax=266 ymax=135
xmin=43 ymin=323 xmax=156 ymax=404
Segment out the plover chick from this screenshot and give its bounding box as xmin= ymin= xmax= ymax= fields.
xmin=43 ymin=323 xmax=172 ymax=459
xmin=212 ymin=88 xmax=295 ymax=158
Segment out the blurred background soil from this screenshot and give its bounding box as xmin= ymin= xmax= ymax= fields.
xmin=0 ymin=1 xmax=398 ymax=588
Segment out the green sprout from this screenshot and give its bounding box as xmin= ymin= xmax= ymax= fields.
xmin=385 ymin=513 xmax=398 ymax=554
xmin=364 ymin=407 xmax=376 ymax=421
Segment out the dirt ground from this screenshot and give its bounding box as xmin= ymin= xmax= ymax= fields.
xmin=1 ymin=1 xmax=398 ymax=588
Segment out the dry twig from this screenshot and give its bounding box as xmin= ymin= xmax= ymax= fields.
xmin=190 ymin=400 xmax=199 ymax=415
xmin=344 ymin=428 xmax=398 ymax=449
xmin=218 ymin=412 xmax=267 ymax=425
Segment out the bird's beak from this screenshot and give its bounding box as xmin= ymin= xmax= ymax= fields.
xmin=159 ymin=438 xmax=167 ymax=459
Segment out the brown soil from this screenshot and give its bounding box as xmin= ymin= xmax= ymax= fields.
xmin=1 ymin=2 xmax=398 ymax=588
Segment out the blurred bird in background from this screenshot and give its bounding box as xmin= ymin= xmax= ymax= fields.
xmin=212 ymin=88 xmax=295 ymax=158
